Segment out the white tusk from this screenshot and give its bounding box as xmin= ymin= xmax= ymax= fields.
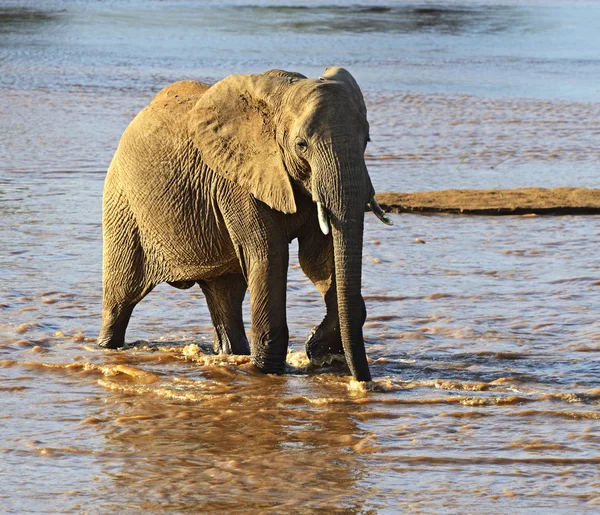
xmin=317 ymin=202 xmax=330 ymax=235
xmin=368 ymin=197 xmax=393 ymax=226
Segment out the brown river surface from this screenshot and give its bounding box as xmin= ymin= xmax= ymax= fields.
xmin=2 ymin=1 xmax=600 ymax=513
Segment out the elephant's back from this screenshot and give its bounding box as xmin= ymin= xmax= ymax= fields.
xmin=147 ymin=80 xmax=212 ymax=116
xmin=109 ymin=79 xmax=213 ymax=181
xmin=114 ymin=80 xmax=212 ymax=154
xmin=154 ymin=80 xmax=212 ymax=98
xmin=104 ymin=80 xmax=236 ymax=278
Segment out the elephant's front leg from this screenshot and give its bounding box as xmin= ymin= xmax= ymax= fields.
xmin=298 ymin=228 xmax=366 ymax=366
xmin=219 ymin=191 xmax=290 ymax=374
xmin=199 ymin=274 xmax=250 ymax=355
xmin=242 ymin=245 xmax=290 ymax=374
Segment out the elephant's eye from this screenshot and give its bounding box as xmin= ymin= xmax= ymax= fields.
xmin=296 ymin=138 xmax=308 ymax=153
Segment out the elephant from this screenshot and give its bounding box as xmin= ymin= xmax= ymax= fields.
xmin=98 ymin=66 xmax=391 ymax=382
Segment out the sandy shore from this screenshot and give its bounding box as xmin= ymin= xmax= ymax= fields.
xmin=374 ymin=188 xmax=600 ymax=215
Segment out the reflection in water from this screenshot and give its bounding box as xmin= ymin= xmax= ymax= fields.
xmin=95 ymin=375 xmax=371 ymax=513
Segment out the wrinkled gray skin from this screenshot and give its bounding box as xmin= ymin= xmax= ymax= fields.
xmin=98 ymin=67 xmax=385 ymax=381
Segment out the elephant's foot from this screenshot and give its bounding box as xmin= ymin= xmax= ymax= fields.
xmin=213 ymin=325 xmax=250 ymax=355
xmin=97 ymin=334 xmax=125 ymax=349
xmin=250 ymin=326 xmax=289 ymax=375
xmin=251 ymin=355 xmax=286 ymax=375
xmin=305 ymin=325 xmax=345 ymax=367
xmin=98 ymin=301 xmax=140 ymax=350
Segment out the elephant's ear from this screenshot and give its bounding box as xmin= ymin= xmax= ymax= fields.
xmin=189 ymin=74 xmax=297 ymax=214
xmin=321 ymin=67 xmax=367 ymax=117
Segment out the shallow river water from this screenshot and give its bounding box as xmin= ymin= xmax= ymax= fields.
xmin=2 ymin=1 xmax=600 ymax=513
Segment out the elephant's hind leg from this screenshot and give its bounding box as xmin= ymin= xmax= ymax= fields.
xmin=98 ymin=190 xmax=155 ymax=349
xmin=199 ymin=274 xmax=250 ymax=355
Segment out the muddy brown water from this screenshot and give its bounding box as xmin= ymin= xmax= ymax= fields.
xmin=2 ymin=1 xmax=600 ymax=513
xmin=3 ymin=192 xmax=600 ymax=512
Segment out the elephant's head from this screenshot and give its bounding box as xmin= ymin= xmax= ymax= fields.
xmin=189 ymin=68 xmax=388 ymax=381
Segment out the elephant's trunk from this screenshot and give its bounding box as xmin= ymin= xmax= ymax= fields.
xmin=331 ymin=216 xmax=371 ymax=382
xmin=317 ymin=143 xmax=371 ymax=382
